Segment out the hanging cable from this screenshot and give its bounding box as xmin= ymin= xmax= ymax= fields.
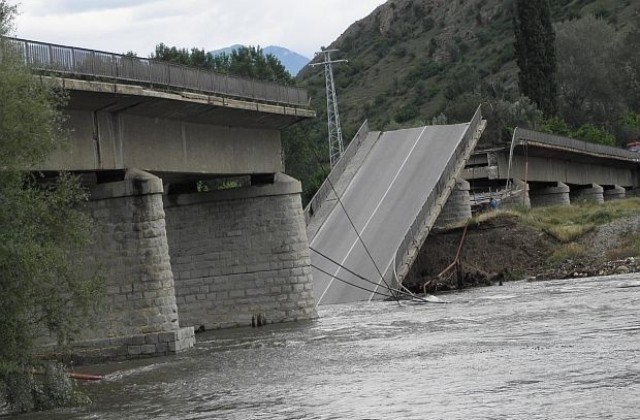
xmin=319 ymin=167 xmax=400 ymax=303
xmin=311 ymin=246 xmax=430 ymax=303
xmin=311 ymin=263 xmax=393 ymax=299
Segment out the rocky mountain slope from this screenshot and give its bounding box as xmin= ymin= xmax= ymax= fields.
xmin=286 ymin=0 xmax=639 ymax=200
xmin=297 ymin=0 xmax=638 ymax=134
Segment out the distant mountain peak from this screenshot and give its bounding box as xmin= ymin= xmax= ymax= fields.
xmin=209 ymin=44 xmax=310 ymax=76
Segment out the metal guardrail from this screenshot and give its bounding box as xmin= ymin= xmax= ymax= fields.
xmin=392 ymin=107 xmax=484 ymax=284
xmin=304 ymin=120 xmax=371 ymax=224
xmin=6 ymin=37 xmax=309 ymax=107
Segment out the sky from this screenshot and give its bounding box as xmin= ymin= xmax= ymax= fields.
xmin=11 ymin=0 xmax=386 ymax=58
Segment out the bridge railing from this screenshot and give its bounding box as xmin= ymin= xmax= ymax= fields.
xmin=7 ymin=37 xmax=309 ymax=107
xmin=514 ymin=128 xmax=639 ymax=162
xmin=392 ymin=107 xmax=484 ymax=285
xmin=304 ymin=120 xmax=370 ymax=225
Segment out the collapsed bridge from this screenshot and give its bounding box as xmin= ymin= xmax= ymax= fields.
xmin=305 ymin=108 xmax=486 ymax=305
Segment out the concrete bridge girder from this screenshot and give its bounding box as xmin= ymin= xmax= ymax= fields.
xmin=496 ymin=152 xmax=636 ymax=188
xmin=46 ymin=109 xmax=283 ymax=175
xmin=36 ymin=77 xmax=315 ymax=177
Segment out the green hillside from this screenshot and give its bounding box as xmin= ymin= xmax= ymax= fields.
xmin=286 ymin=0 xmax=640 ymax=201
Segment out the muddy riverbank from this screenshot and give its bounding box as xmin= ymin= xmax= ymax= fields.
xmin=404 ymin=212 xmax=640 ymax=293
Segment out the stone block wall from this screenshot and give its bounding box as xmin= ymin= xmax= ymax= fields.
xmin=64 ymin=169 xmax=194 ymax=359
xmin=164 ymin=173 xmax=317 ymax=329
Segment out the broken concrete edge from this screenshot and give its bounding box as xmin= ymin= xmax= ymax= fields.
xmin=392 ymin=110 xmax=487 ymax=285
xmin=37 ymin=327 xmax=196 ymax=364
xmin=89 ymin=169 xmax=163 ymax=200
xmin=163 ymin=172 xmax=302 ymax=207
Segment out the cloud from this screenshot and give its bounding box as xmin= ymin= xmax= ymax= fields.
xmin=24 ymin=0 xmax=160 ymax=15
xmin=11 ymin=0 xmax=385 ymax=58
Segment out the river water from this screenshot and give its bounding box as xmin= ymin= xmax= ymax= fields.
xmin=10 ymin=274 xmax=640 ymax=419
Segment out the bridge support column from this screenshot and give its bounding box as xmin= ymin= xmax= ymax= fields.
xmin=435 ymin=179 xmax=471 ymax=228
xmin=604 ymin=185 xmax=626 ymax=201
xmin=529 ymin=182 xmax=570 ymax=208
xmin=570 ymin=184 xmax=604 ymax=204
xmin=60 ymin=169 xmax=195 ymax=360
xmin=501 ymin=179 xmax=531 ymax=209
xmin=164 ymin=173 xmax=317 ymax=330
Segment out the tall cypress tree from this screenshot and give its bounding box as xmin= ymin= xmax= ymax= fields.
xmin=513 ymin=0 xmax=558 ymax=116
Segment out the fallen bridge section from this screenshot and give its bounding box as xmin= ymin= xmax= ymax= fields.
xmin=306 ymin=108 xmax=485 ymax=305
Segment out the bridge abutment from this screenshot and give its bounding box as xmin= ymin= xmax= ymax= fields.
xmin=164 ymin=173 xmax=317 ymax=330
xmin=529 ymin=182 xmax=570 ymax=208
xmin=570 ymin=184 xmax=604 ymax=204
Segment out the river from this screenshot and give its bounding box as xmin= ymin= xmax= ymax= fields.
xmin=8 ymin=274 xmax=640 ymax=419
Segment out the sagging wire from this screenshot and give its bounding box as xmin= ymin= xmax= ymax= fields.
xmin=311 ymin=263 xmax=394 ymax=299
xmin=311 ymin=246 xmax=433 ymax=303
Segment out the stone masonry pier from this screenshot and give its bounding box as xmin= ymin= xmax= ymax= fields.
xmin=54 ymin=169 xmax=195 ymax=360
xmin=164 ymin=173 xmax=317 ymax=329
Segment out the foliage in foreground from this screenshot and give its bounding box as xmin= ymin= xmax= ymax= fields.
xmin=0 ymin=2 xmax=102 ymax=413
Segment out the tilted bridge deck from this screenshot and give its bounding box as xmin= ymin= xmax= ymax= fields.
xmin=306 ymin=108 xmax=485 ymax=305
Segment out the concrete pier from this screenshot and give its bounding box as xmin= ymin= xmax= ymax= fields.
xmin=529 ymin=182 xmax=570 ymax=207
xmin=435 ymin=179 xmax=472 ymax=228
xmin=570 ymin=184 xmax=604 ymax=204
xmin=604 ymin=185 xmax=626 ymax=201
xmin=502 ymin=179 xmax=531 ymax=209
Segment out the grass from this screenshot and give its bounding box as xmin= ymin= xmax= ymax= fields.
xmin=548 ymin=242 xmax=588 ymax=264
xmin=501 ymin=198 xmax=640 ymax=243
xmin=470 ymin=199 xmax=640 ymax=267
xmin=606 ymin=231 xmax=640 ymax=260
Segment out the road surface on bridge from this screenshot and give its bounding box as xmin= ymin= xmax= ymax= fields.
xmin=310 ymin=123 xmax=472 ymax=305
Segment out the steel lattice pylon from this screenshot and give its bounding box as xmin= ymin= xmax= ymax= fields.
xmin=311 ymin=49 xmax=347 ymax=168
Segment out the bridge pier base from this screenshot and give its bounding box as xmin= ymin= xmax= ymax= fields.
xmin=570 ymin=183 xmax=604 ymax=204
xmin=49 ymin=169 xmax=195 ymax=361
xmin=164 ymin=173 xmax=317 ymax=330
xmin=501 ymin=179 xmax=531 ymax=208
xmin=435 ymin=179 xmax=472 ymax=228
xmin=529 ymin=182 xmax=570 ymax=208
xmin=604 ymin=185 xmax=626 ymax=201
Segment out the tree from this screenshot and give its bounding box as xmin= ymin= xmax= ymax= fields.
xmin=513 ymin=0 xmax=558 ymax=116
xmin=554 ymin=16 xmax=622 ymax=129
xmin=0 ymin=2 xmax=101 ymax=412
xmin=150 ymin=43 xmax=293 ymax=85
xmin=615 ymin=19 xmax=640 ymax=111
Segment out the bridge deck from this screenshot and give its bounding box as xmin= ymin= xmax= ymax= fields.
xmin=308 ymin=111 xmax=484 ymax=305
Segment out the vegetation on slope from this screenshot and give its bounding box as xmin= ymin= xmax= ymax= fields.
xmin=287 ymin=0 xmax=640 ymax=202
